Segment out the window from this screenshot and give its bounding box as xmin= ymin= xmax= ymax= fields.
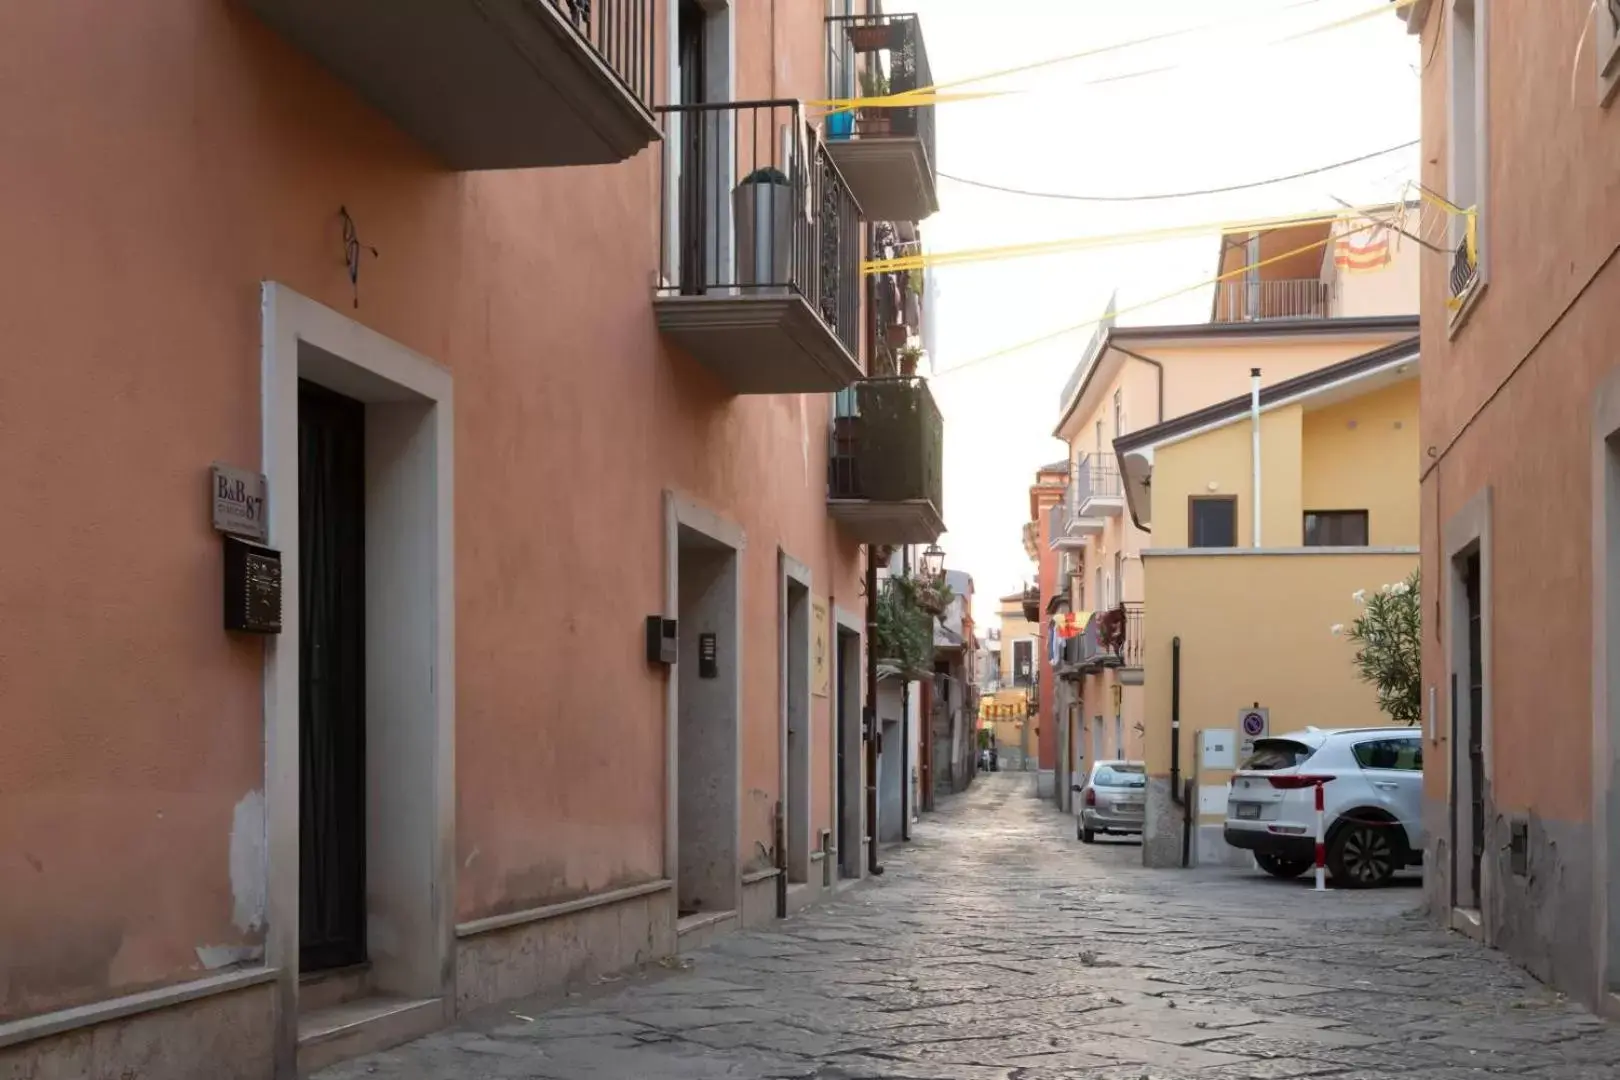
xmin=1012 ymin=640 xmax=1033 ymax=687
xmin=1188 ymin=496 xmax=1237 ymax=548
xmin=1113 ymin=552 xmax=1125 ymax=604
xmin=1113 ymin=388 xmax=1125 ymax=439
xmin=1598 ymin=0 xmax=1620 ymax=105
xmin=1241 ymin=738 xmax=1315 ymax=771
xmin=1304 ymin=510 xmax=1369 ymax=547
xmin=1094 ymin=419 xmax=1104 ymax=459
xmin=1352 ymin=737 xmax=1423 ymax=771
xmin=1445 ymin=0 xmax=1486 ymax=310
xmin=1093 ymin=764 xmax=1145 ymax=788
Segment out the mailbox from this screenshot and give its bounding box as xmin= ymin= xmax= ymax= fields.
xmin=224 ymin=535 xmax=282 ymax=635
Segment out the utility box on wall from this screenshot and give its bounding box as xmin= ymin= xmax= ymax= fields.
xmin=1199 ymin=729 xmax=1236 ymax=771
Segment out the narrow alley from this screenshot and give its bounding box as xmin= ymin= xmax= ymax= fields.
xmin=317 ymin=775 xmax=1620 ymax=1080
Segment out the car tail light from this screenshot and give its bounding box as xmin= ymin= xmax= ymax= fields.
xmin=1267 ymin=775 xmax=1334 ymax=790
xmin=1084 ymin=788 xmax=1096 ymax=807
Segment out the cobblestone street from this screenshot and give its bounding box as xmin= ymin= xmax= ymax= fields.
xmin=320 ymin=775 xmax=1620 ymax=1079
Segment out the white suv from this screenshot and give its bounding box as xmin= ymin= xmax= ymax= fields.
xmin=1224 ymin=727 xmax=1423 ymax=888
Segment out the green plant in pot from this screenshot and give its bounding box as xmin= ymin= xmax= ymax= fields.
xmin=734 ymin=166 xmax=795 ymax=293
xmin=896 ymin=343 xmax=923 ymax=376
xmin=858 ymin=69 xmax=893 ymax=137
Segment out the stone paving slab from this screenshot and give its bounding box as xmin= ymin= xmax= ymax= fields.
xmin=317 ymin=774 xmax=1620 ymax=1080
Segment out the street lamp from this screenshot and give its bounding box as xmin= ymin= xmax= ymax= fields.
xmin=920 ymin=543 xmax=945 ymax=580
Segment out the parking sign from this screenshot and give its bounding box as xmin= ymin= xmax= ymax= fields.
xmin=1238 ymin=707 xmax=1269 ymax=762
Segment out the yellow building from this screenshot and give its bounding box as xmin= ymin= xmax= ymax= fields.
xmin=1116 ymin=341 xmax=1420 ymax=866
xmin=979 ymin=594 xmax=1039 ymax=768
xmin=1049 ymin=210 xmax=1421 ymax=814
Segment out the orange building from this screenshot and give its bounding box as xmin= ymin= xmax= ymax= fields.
xmin=0 ymin=2 xmax=944 ymax=1075
xmin=1406 ymin=0 xmax=1620 ymax=1015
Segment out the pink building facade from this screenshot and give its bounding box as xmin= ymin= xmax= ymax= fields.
xmin=1409 ymin=0 xmax=1620 ymax=1015
xmin=0 ymin=1 xmax=944 ymax=1075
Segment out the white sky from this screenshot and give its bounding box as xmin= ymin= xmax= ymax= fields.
xmin=904 ymin=0 xmax=1422 ymax=627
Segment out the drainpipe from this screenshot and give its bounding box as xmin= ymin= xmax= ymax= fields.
xmin=1250 ymin=368 xmax=1262 ymax=548
xmin=1171 ymin=635 xmax=1189 ymax=868
xmin=865 ymin=546 xmax=884 ymax=876
xmin=1114 ymin=346 xmax=1165 ymax=425
xmin=900 ymin=544 xmax=912 ymax=842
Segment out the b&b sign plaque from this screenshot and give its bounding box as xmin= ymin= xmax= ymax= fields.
xmin=211 ymin=463 xmax=268 ymax=543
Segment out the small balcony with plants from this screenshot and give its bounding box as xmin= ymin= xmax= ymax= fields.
xmin=242 ymin=0 xmax=660 ymax=169
xmin=875 ymin=571 xmax=954 ymax=680
xmin=655 ymin=100 xmax=863 ymax=394
xmin=823 ymin=13 xmax=939 ymax=223
xmin=827 ymin=377 xmax=945 ymax=543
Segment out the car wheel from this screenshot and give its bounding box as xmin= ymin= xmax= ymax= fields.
xmin=1329 ymin=822 xmax=1399 ymax=887
xmin=1254 ymin=853 xmax=1311 ymax=880
xmin=1080 ymin=826 xmax=1096 ymax=844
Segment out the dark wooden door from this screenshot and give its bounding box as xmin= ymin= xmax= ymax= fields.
xmin=298 ymin=380 xmax=367 ymax=973
xmin=1464 ymin=552 xmax=1485 ymax=904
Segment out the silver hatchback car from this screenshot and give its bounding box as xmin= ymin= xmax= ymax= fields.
xmin=1073 ymin=760 xmax=1146 ymax=843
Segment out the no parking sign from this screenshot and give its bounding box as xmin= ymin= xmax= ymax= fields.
xmin=1238 ymin=707 xmax=1269 ymax=762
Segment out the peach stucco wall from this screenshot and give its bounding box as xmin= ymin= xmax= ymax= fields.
xmin=0 ymin=0 xmax=861 ymax=1018
xmin=1416 ymin=0 xmax=1620 ymax=829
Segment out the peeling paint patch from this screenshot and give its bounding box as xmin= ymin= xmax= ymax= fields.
xmin=195 ymin=943 xmax=264 ymax=970
xmin=230 ymin=790 xmax=267 ymax=933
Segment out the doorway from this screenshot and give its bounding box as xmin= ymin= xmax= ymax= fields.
xmin=782 ymin=565 xmax=811 ymax=884
xmin=835 ymin=623 xmax=862 ymax=879
xmin=675 ymin=524 xmax=740 ymax=918
xmin=1450 ymin=542 xmax=1487 ymax=912
xmin=298 ymin=381 xmax=368 ymax=973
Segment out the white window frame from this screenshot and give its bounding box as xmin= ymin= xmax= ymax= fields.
xmin=1445 ymin=0 xmax=1488 ymax=329
xmin=1599 ymin=0 xmax=1620 ymax=105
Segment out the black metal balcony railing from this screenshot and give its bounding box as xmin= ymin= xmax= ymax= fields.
xmin=656 ymin=100 xmax=861 ymax=356
xmin=1213 ymin=279 xmax=1331 ymax=323
xmin=1450 ymin=240 xmax=1478 ymax=302
xmin=550 ymin=0 xmax=655 ymax=107
xmin=829 ymin=376 xmax=945 ymax=511
xmin=1021 ymin=585 xmax=1040 ymax=624
xmin=1118 ymin=602 xmax=1144 ymax=668
xmin=824 ymin=14 xmax=936 ymax=162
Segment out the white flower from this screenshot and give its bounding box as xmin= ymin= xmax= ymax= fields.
xmin=1381 ymin=583 xmax=1394 ymax=594
xmin=1352 ymin=589 xmax=1367 ymax=605
xmin=1330 ymin=624 xmax=1345 ymax=637
xmin=1390 ymin=581 xmax=1411 ymax=596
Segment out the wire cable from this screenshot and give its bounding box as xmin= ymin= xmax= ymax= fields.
xmin=937 ymin=142 xmax=1419 ymax=204
xmin=934 ymin=217 xmax=1392 ymax=378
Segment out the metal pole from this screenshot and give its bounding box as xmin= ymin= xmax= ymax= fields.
xmin=1250 ymin=367 xmax=1262 ymax=548
xmin=865 ymin=546 xmax=883 ymax=875
xmin=1314 ymin=781 xmax=1327 ymax=891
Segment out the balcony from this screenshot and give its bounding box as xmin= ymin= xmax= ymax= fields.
xmin=1118 ymin=602 xmax=1144 ymax=684
xmin=1048 ymin=483 xmax=1104 ymax=550
xmin=242 ymin=0 xmax=659 ymax=169
xmin=1212 ymin=279 xmax=1331 ymax=323
xmin=1021 ymin=585 xmax=1040 ymax=623
xmin=1059 ymin=604 xmax=1143 ymax=678
xmin=655 ymin=101 xmax=863 ymax=394
xmin=824 ymin=14 xmax=939 ymax=223
xmin=828 ymin=377 xmax=945 ymax=543
xmin=1074 ymin=454 xmax=1124 ymax=517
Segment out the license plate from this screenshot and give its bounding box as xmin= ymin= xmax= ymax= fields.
xmin=1118 ymin=802 xmax=1142 ymax=812
xmin=1235 ymin=803 xmax=1261 ymax=820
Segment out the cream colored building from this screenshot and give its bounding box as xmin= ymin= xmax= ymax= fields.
xmin=1048 ymin=210 xmax=1419 ymax=831
xmin=1119 ymin=345 xmax=1420 ymax=866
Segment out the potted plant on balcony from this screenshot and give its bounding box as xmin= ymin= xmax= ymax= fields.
xmin=896 ymin=343 xmax=923 ymax=376
xmin=734 ymin=166 xmax=795 ymax=294
xmin=914 ymin=572 xmax=954 ymax=616
xmin=857 ymin=69 xmax=894 ymax=137
xmin=876 ymin=574 xmax=935 ymax=679
xmin=1097 ymin=606 xmax=1126 ymax=655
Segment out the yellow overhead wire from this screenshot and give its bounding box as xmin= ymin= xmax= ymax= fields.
xmin=864 ymin=205 xmax=1393 ymax=277
xmin=934 ymin=213 xmax=1400 ymax=377
xmin=813 ymin=0 xmax=1419 ymax=113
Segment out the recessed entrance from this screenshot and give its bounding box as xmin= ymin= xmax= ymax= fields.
xmin=783 ymin=564 xmax=811 ymax=884
xmin=261 ymin=284 xmax=455 ymax=1072
xmin=675 ymin=524 xmax=740 ymax=918
xmin=297 ymin=380 xmax=368 ymax=974
xmin=835 ymin=622 xmax=862 ymax=879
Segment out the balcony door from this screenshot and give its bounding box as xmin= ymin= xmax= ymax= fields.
xmin=676 ymin=0 xmax=709 ymax=294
